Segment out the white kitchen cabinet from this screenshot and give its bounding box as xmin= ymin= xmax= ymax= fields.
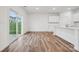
xmin=48 ymin=15 xmax=59 ymax=22
xmin=48 ymin=14 xmax=60 ymax=32
xmin=73 ymin=12 xmax=79 ymax=21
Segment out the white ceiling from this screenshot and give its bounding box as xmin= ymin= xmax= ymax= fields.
xmin=24 ymin=6 xmax=79 ymax=14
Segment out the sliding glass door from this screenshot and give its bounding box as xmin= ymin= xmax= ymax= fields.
xmin=17 ymin=16 xmax=22 ymax=34
xmin=9 ymin=10 xmax=16 ymax=34
xmin=9 ymin=10 xmax=23 ymax=41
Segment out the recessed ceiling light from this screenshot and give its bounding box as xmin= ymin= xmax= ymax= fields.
xmin=52 ymin=8 xmax=56 ymax=10
xmin=35 ymin=8 xmax=39 ymax=10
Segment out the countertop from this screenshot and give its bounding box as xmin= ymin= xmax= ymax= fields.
xmin=55 ymin=26 xmax=79 ymax=30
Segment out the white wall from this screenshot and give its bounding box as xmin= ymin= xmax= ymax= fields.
xmin=0 ymin=7 xmax=9 ymax=51
xmin=28 ymin=13 xmax=48 ymax=31
xmin=0 ymin=6 xmax=29 ymax=51
xmin=28 ymin=13 xmax=60 ymax=32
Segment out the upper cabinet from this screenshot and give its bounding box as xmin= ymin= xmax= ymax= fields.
xmin=59 ymin=11 xmax=73 ymax=27
xmin=73 ymin=12 xmax=79 ymax=22
xmin=48 ymin=14 xmax=60 ymax=24
xmin=49 ymin=15 xmax=59 ymax=22
xmin=72 ymin=10 xmax=79 ymax=27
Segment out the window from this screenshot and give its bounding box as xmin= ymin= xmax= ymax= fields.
xmin=9 ymin=10 xmax=23 ymax=40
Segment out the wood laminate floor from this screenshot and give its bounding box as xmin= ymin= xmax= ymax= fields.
xmin=5 ymin=32 xmax=77 ymax=52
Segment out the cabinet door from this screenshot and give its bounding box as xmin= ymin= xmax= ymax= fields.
xmin=49 ymin=16 xmax=59 ymax=22
xmin=73 ymin=13 xmax=79 ymax=21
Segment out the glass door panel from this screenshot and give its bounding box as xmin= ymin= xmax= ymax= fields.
xmin=9 ymin=16 xmax=16 ymax=34
xmin=17 ymin=16 xmax=22 ymax=34
xmin=9 ymin=10 xmax=17 ymax=42
xmin=9 ymin=10 xmax=23 ymax=42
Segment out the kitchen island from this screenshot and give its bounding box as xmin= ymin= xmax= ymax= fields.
xmin=54 ymin=26 xmax=79 ymax=51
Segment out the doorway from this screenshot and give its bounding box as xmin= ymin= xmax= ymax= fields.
xmin=9 ymin=10 xmax=23 ymax=42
